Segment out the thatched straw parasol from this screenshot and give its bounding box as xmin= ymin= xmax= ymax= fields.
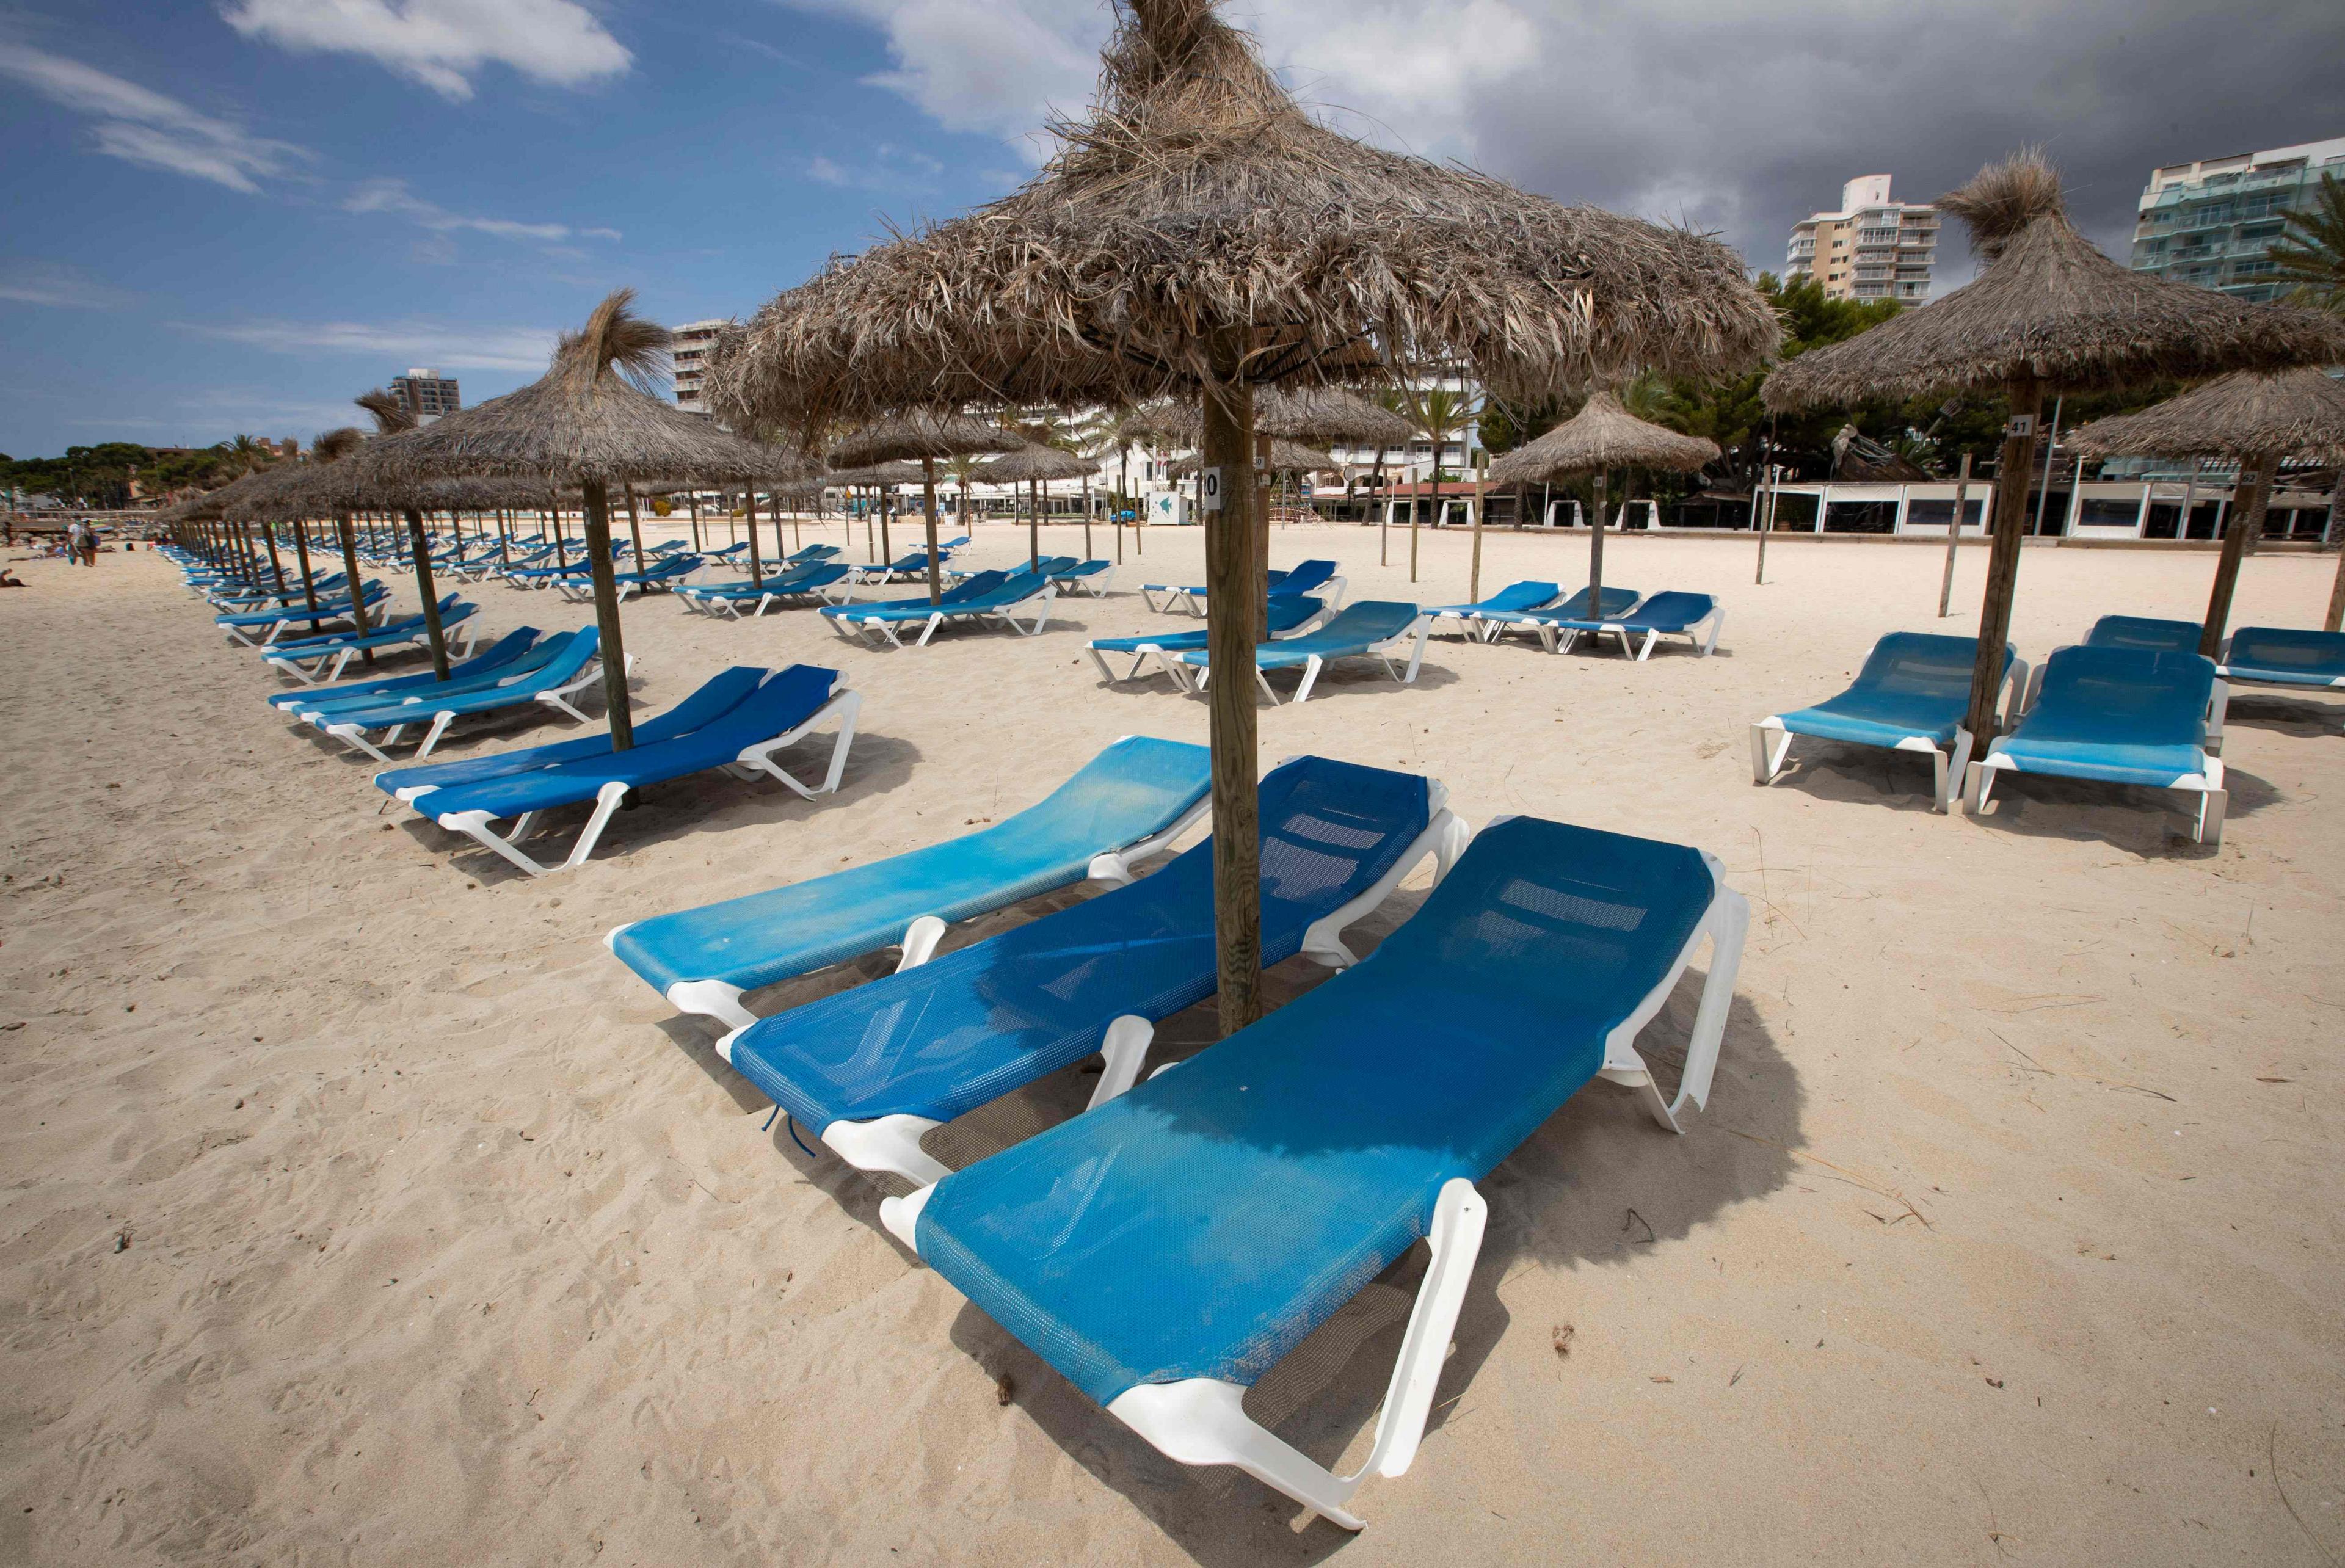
xmin=827 ymin=412 xmax=1020 ymax=600
xmin=2067 ymin=368 xmax=2345 ymax=644
xmin=332 ymin=291 xmax=801 ymax=746
xmin=1167 ymin=439 xmax=1339 ymax=476
xmin=980 ymin=442 xmax=1096 ymax=566
xmin=713 ymin=0 xmax=1777 ymax=1036
xmin=1765 ymin=151 xmax=2345 ymax=739
xmin=1487 ymin=388 xmax=1718 ymax=606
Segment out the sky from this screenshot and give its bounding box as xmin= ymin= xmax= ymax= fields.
xmin=2 ymin=0 xmax=2341 ymax=459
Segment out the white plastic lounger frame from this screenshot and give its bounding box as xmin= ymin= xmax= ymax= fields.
xmin=265 ymin=617 xmax=483 ymax=686
xmin=1748 ymin=656 xmax=2027 ymax=815
xmin=878 ymin=835 xmax=1743 ymax=1530
xmin=652 ymin=770 xmax=1214 ymax=1032
xmin=1607 ymin=604 xmax=1725 ymax=661
xmin=1052 ymin=564 xmax=1119 ymax=597
xmin=1528 ymin=595 xmax=1651 ymax=655
xmin=829 ymin=584 xmax=1057 ymax=649
xmin=803 ymin=789 xmax=1470 ymax=1187
xmin=424 ymin=687 xmax=861 ymax=877
xmin=1962 ymin=735 xmax=2228 ymax=847
xmin=1190 ymin=615 xmax=1433 ymax=705
xmin=318 ymin=653 xmax=626 ymax=765
xmin=1084 ymin=602 xmax=1336 ymax=687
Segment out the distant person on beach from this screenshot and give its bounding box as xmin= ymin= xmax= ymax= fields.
xmin=0 ymin=568 xmax=24 ymax=587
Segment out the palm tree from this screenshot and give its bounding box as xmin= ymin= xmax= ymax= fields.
xmin=2270 ymin=172 xmax=2345 ymax=314
xmin=1395 ymin=377 xmax=1482 ymax=581
xmin=214 ymin=433 xmax=280 ymax=479
xmin=1078 ymin=404 xmax=1153 ymax=561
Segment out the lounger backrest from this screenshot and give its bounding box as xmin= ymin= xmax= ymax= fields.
xmin=2027 ymin=647 xmax=2215 ymax=747
xmin=2086 ymin=615 xmax=2201 ymax=652
xmin=940 ymin=570 xmax=1009 ymax=604
xmin=1293 ymin=600 xmax=1422 ymax=648
xmin=636 ymin=665 xmax=771 ymax=741
xmin=1547 ymin=585 xmax=1640 ymax=620
xmin=1624 ymin=591 xmax=1715 ymax=629
xmin=1485 ymin=581 xmax=1559 ymax=612
xmin=2225 ymin=626 xmax=2345 ymax=677
xmin=1266 ymin=596 xmax=1323 ymax=633
xmin=1275 ymin=559 xmax=1338 ymax=595
xmin=1855 ymin=632 xmax=2000 ymax=701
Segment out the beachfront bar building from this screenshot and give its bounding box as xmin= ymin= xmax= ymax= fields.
xmin=2129 ymin=134 xmax=2345 ymax=302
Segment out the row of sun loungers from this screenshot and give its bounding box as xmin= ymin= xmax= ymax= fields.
xmin=260 ymin=595 xmax=481 ymax=684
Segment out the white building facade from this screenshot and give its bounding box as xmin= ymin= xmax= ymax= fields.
xmin=1784 ymin=175 xmax=1939 ymax=302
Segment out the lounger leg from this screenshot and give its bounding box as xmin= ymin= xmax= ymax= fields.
xmin=2197 ymin=788 xmax=2227 ymax=847
xmin=437 ymin=808 xmax=556 ymax=876
xmin=896 ymin=915 xmax=947 ymax=970
xmin=1257 ymin=665 xmax=1285 ymax=705
xmin=1086 ymin=1015 xmax=1156 ymax=1109
xmin=326 ymin=648 xmax=354 ymax=683
xmin=327 ymin=723 xmax=395 ymax=765
xmin=661 ymin=978 xmax=755 ymax=1031
xmin=1941 ymin=730 xmax=1976 ymax=814
xmin=2205 ymin=680 xmax=2228 ymax=753
xmin=1402 ymin=621 xmax=1430 ymax=683
xmin=1749 ymin=720 xmax=1792 ymax=786
xmin=738 ymin=689 xmax=861 ymax=799
xmin=1100 ymin=1177 xmax=1489 ymax=1531
xmin=1086 ymin=645 xmax=1118 ymax=684
xmin=1291 ymin=656 xmax=1320 ymax=703
xmin=820 ymin=1113 xmax=951 ymax=1186
xmin=415 ymin=711 xmax=456 ymax=760
xmin=1635 ymin=628 xmax=1657 ymax=662
xmin=1700 ymin=611 xmax=1723 ymax=656
xmin=1635 ymin=890 xmax=1750 ymax=1131
xmin=916 ymin=614 xmax=942 ymax=648
xmin=557 ymin=782 xmax=632 ymax=869
xmin=1965 ymin=760 xmax=1995 ymax=815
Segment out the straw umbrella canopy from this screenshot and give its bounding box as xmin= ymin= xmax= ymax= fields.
xmin=1488 ymin=388 xmax=1719 ymax=606
xmin=2067 ymin=368 xmax=2345 ymax=646
xmin=330 ymin=289 xmax=802 ymax=748
xmin=1765 ymin=151 xmax=2345 ymax=741
xmin=1168 ymin=439 xmax=1339 ymax=476
xmin=827 ymin=412 xmax=1020 ymax=600
xmin=712 ymin=0 xmax=1777 ymax=1033
xmin=980 ymin=441 xmax=1096 ymax=566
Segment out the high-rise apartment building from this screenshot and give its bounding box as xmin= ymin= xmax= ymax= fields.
xmin=2129 ymin=135 xmax=2345 ymax=302
xmin=670 ymin=320 xmax=727 ymax=415
xmin=390 ymin=368 xmax=460 ymax=422
xmin=1784 ymin=175 xmax=1939 ymax=302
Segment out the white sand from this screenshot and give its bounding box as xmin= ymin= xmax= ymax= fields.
xmin=2 ymin=524 xmax=2340 ymax=1564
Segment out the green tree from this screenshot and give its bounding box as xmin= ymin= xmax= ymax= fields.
xmin=2269 ymin=171 xmax=2345 ymax=314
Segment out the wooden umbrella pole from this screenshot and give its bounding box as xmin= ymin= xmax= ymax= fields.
xmin=878 ymin=485 xmax=892 ymax=564
xmin=1082 ymin=474 xmax=1093 ymax=559
xmin=1116 ymin=446 xmax=1129 ymax=563
xmin=922 ymin=456 xmax=945 ymax=604
xmin=1937 ymin=452 xmax=1973 ymax=617
xmin=623 ymin=485 xmax=645 ymax=563
xmin=1467 ymin=453 xmax=1488 ymax=603
xmin=290 ymin=516 xmax=319 ymax=614
xmin=2201 ymin=450 xmax=2277 ymax=658
xmin=402 ymin=506 xmax=451 ymax=680
xmin=746 ymin=488 xmax=763 ymax=587
xmin=495 ymin=507 xmax=510 ymax=567
xmin=1588 ymin=471 xmax=1609 ymax=611
xmin=258 ymin=516 xmax=289 ymax=599
xmin=688 ymin=492 xmax=702 ymax=551
xmin=1201 ymin=338 xmax=1263 ymax=1037
xmin=1408 ymin=471 xmax=1422 ymax=582
xmin=1027 ymin=477 xmax=1041 ymax=568
xmin=335 ymin=512 xmax=376 ymax=667
xmin=1965 ymin=377 xmax=2045 ymax=742
xmin=550 ymin=490 xmax=567 ymax=567
xmin=2325 ymin=476 xmax=2345 ymax=633
xmin=579 ymin=477 xmax=635 ymax=751
xmin=1373 ymin=448 xmax=1389 ymax=563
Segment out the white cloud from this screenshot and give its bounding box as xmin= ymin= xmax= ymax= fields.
xmin=781 ymin=0 xmax=1102 ymax=150
xmin=183 ymin=317 xmax=559 ymax=372
xmin=222 ymin=0 xmax=632 ymax=101
xmin=0 ymin=260 xmax=134 ymax=310
xmin=802 ymin=143 xmax=947 ymax=194
xmin=342 ymin=176 xmax=620 ymax=244
xmin=0 ymin=42 xmax=307 ymax=192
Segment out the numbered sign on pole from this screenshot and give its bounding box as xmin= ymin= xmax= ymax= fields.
xmin=1199 ymin=466 xmax=1224 ymax=512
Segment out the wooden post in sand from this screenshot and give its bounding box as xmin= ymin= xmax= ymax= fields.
xmin=1201 ymin=344 xmax=1262 ymax=1037
xmin=402 ymin=506 xmax=451 ymax=680
xmin=2201 ymin=451 xmax=2278 ymax=658
xmin=334 ymin=512 xmax=374 ymax=667
xmin=745 ymin=488 xmax=763 ymax=587
xmin=289 ymin=517 xmax=319 ymax=614
xmin=1937 ymin=453 xmax=1972 ymax=618
xmin=1467 ymin=451 xmax=1488 ymax=604
xmin=1963 ymin=377 xmax=2046 ymax=743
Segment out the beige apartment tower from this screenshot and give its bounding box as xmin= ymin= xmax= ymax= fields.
xmin=1784 ymin=175 xmax=1938 ymax=302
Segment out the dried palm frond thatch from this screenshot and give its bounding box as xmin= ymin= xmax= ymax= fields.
xmin=979 ymin=443 xmax=1097 ymax=483
xmin=827 ymin=412 xmax=1021 ymax=467
xmin=2064 ymin=368 xmax=2345 ymax=462
xmin=1126 ymin=385 xmax=1414 ymax=448
xmin=709 ymin=0 xmax=1778 ymax=432
xmin=1168 ymin=439 xmax=1339 ymax=476
xmin=1765 ymin=154 xmax=2345 ymax=409
xmin=1488 ymin=391 xmax=1718 ymax=482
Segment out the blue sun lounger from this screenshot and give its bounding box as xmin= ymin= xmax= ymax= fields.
xmin=286 ymin=629 xmax=583 ymax=720
xmin=607 ymin=735 xmax=1213 ymax=1028
xmin=299 ymin=624 xmax=611 ymax=764
xmin=2219 ymin=627 xmax=2345 ymax=721
xmin=1422 ymin=581 xmax=1558 ymax=640
xmin=389 ymin=664 xmax=859 ymax=876
xmin=853 ymin=551 xmax=941 ymax=584
xmin=1050 ymin=559 xmax=1117 ymax=597
xmin=1753 ymin=632 xmax=2022 ymax=812
xmin=1085 ymin=597 xmax=1328 ymax=684
xmin=554 ymin=552 xmax=702 ymax=603
xmin=1173 ymin=600 xmax=1431 ymax=703
xmin=1474 ymin=584 xmax=1641 ymax=645
xmin=266 ymin=627 xmax=544 ymax=711
xmin=1141 ymin=558 xmax=1342 ymax=616
xmin=680 ymin=563 xmax=855 ymax=617
xmin=879 ymin=814 xmax=1747 ymax=1528
xmin=261 ymin=597 xmax=482 ymax=684
xmin=216 ymin=582 xmax=390 ymax=645
xmin=2021 ymin=615 xmax=2219 ymax=718
xmin=1549 ymin=590 xmax=1725 ymax=660
xmin=786 ymin=543 xmax=842 ymax=565
xmin=821 ymin=567 xmax=1056 ymax=648
xmin=720 ymin=755 xmax=1467 ymax=1185
xmin=1967 ymin=646 xmax=2228 ymax=844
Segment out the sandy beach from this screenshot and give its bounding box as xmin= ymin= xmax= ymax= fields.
xmin=2 ymin=524 xmax=2340 ymax=1566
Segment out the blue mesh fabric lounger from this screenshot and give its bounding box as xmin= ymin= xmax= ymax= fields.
xmin=820 ymin=568 xmax=1056 ymax=648
xmin=853 ymin=551 xmax=941 ymax=584
xmin=299 ymin=625 xmax=611 ymax=764
xmin=1475 ymin=584 xmax=1642 ymax=645
xmin=721 ymin=755 xmax=1468 ymax=1185
xmin=374 ymin=664 xmax=769 ymax=802
xmin=1968 ymin=645 xmax=2228 ymax=844
xmin=785 ymin=543 xmax=841 ymax=565
xmin=1753 ymin=631 xmax=2022 ymax=812
xmin=1085 ymin=597 xmax=1327 ymax=684
xmin=1141 ymin=559 xmax=1343 ymax=616
xmin=286 ymin=631 xmax=581 ymax=720
xmin=2020 ymin=615 xmax=2205 ymax=710
xmin=1172 ymin=600 xmax=1432 ymax=703
xmin=1050 ymin=559 xmax=1117 ymax=597
xmin=2219 ymin=628 xmax=2345 ymax=722
xmin=1421 ymin=580 xmax=1558 ymax=640
xmin=1563 ymin=590 xmax=1725 ymax=660
xmin=679 ymin=564 xmax=852 ymax=617
xmin=557 ymin=553 xmax=702 ymax=603
xmin=607 ymin=735 xmax=1213 ymax=1028
xmin=268 ymin=627 xmax=544 ymax=711
xmin=216 ymin=582 xmax=389 ymax=645
xmin=881 ymin=814 xmax=1747 ymax=1528
xmin=261 ymin=597 xmax=481 ymax=684
xmin=411 ymin=664 xmax=858 ymax=876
